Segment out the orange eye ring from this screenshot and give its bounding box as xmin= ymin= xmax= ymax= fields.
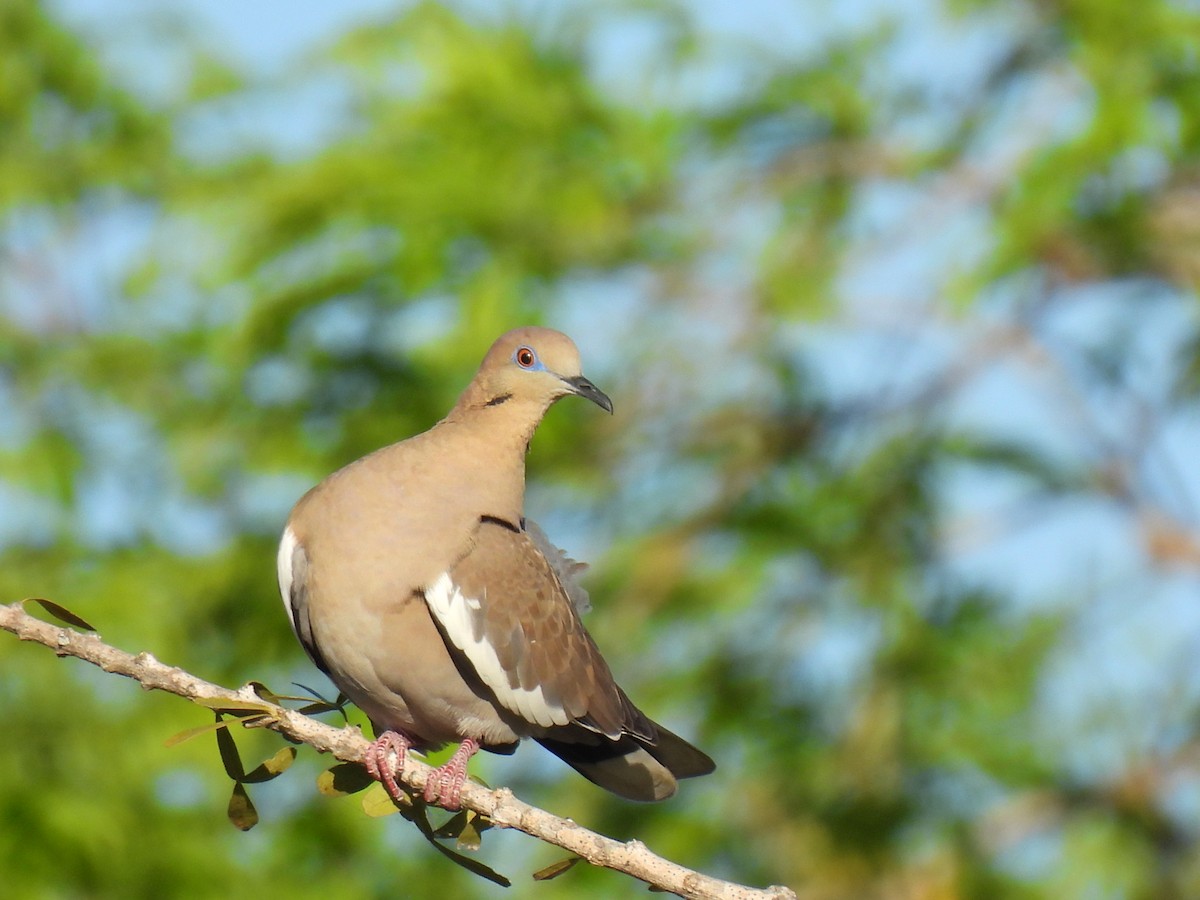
xmin=515 ymin=347 xmax=536 ymax=368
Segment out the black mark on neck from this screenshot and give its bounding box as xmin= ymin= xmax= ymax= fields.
xmin=480 ymin=514 xmax=521 ymax=533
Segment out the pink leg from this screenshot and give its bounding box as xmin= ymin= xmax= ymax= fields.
xmin=423 ymin=738 xmax=480 ymax=810
xmin=364 ymin=731 xmax=412 ymax=806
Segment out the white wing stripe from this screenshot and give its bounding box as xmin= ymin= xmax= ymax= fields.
xmin=277 ymin=526 xmax=300 ymax=637
xmin=424 ymin=572 xmax=570 ymax=729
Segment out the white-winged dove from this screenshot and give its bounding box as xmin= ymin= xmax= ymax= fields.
xmin=277 ymin=327 xmax=714 ymax=809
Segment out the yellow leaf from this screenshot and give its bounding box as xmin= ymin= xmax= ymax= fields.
xmin=163 ymin=720 xmax=231 ymax=748
xmin=194 ymin=697 xmax=277 ymax=713
xmin=361 ymin=782 xmax=405 ymax=817
xmin=456 ymin=819 xmax=482 ymax=852
xmin=240 ymin=747 xmax=297 ymax=783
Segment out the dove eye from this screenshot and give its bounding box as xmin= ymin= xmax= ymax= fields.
xmin=515 ymin=347 xmax=536 ymax=368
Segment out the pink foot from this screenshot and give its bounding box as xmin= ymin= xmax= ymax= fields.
xmin=364 ymin=731 xmax=412 ymax=806
xmin=423 ymin=739 xmax=480 ymax=810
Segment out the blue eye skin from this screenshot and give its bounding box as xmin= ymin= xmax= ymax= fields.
xmin=514 ymin=346 xmax=538 ymax=369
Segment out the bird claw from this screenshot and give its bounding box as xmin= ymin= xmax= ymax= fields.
xmin=364 ymin=731 xmax=412 ymax=806
xmin=422 ymin=738 xmax=479 ymax=811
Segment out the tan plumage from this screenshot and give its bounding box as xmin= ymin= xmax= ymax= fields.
xmin=278 ymin=327 xmax=713 ymax=807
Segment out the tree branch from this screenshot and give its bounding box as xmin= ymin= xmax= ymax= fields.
xmin=0 ymin=601 xmax=794 ymax=900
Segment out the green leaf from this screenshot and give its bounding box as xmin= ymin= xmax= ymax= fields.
xmin=248 ymin=681 xmax=329 ymax=706
xmin=240 ymin=747 xmax=296 ymax=784
xmin=432 ymin=809 xmax=469 ymax=839
xmin=317 ymin=763 xmax=374 ymax=797
xmin=291 ymin=683 xmax=347 ymax=705
xmin=404 ymin=801 xmax=510 ymax=887
xmin=23 ymin=598 xmax=96 ymax=632
xmin=291 ymin=684 xmax=350 ymax=720
xmin=296 ymin=700 xmax=349 ymax=717
xmin=246 ymin=681 xmax=285 ymax=704
xmin=214 ymin=715 xmax=245 ymax=781
xmin=432 ymin=810 xmax=492 ymax=851
xmin=425 ymin=836 xmax=509 ymax=887
xmin=227 ymin=782 xmax=258 ymax=831
xmin=532 ymin=856 xmax=582 ymax=881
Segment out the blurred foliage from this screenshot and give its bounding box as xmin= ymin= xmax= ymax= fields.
xmin=3 ymin=0 xmax=1200 ymax=897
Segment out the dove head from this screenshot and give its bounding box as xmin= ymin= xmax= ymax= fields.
xmin=457 ymin=327 xmax=613 ymax=416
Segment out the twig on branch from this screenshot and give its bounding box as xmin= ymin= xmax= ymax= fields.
xmin=0 ymin=601 xmax=794 ymax=900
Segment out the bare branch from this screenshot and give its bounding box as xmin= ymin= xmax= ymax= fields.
xmin=0 ymin=601 xmax=794 ymax=900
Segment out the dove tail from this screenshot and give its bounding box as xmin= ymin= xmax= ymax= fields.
xmin=537 ymin=722 xmax=714 ymax=802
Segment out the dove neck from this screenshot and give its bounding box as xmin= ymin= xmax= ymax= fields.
xmin=444 ymin=394 xmax=552 ymax=456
